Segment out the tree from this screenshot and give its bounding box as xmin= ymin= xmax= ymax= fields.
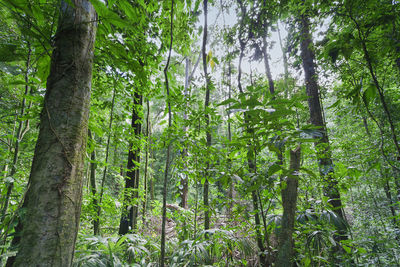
xmin=119 ymin=91 xmax=142 ymax=235
xmin=6 ymin=0 xmax=97 ymax=265
xmin=202 ymin=0 xmax=212 ymax=232
xmin=299 ymin=13 xmax=348 ymax=240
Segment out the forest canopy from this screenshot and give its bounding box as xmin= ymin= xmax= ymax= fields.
xmin=0 ymin=0 xmax=400 ymax=266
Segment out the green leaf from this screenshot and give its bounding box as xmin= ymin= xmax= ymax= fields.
xmin=343 ymin=245 xmax=352 ymax=254
xmin=362 ymin=84 xmax=377 ymax=106
xmin=218 ymin=98 xmax=236 ymax=106
xmin=91 ymin=0 xmax=127 ymax=29
xmin=37 ymin=55 xmax=51 ymax=82
xmin=268 ymin=164 xmax=282 ymax=176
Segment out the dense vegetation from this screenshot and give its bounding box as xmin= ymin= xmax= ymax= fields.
xmin=0 ymin=0 xmax=400 ymax=266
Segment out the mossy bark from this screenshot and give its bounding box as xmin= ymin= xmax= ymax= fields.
xmin=7 ymin=1 xmax=97 ymax=266
xmin=299 ymin=15 xmax=347 ymax=231
xmin=276 ymin=147 xmax=301 ymax=266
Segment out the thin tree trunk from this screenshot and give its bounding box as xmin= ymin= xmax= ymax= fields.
xmin=119 ymin=92 xmax=142 ymax=235
xmin=202 ymin=0 xmax=211 ymax=232
xmin=262 ymin=34 xmax=275 ymax=95
xmin=352 ymin=17 xmax=400 ymax=159
xmin=299 ymin=15 xmax=347 ymax=241
xmin=180 ymin=58 xmax=190 ymax=209
xmin=142 ymin=99 xmax=150 ymax=222
xmin=276 ymin=146 xmax=301 ymax=266
xmin=150 ymin=147 xmax=155 ymax=203
xmin=1 ymin=114 xmax=17 ymax=180
xmin=6 ymin=1 xmax=97 ymax=265
xmin=88 ymin=130 xmax=99 ymax=235
xmin=237 ymin=1 xmax=267 ymax=263
xmin=160 ymin=1 xmax=174 ymax=265
xmin=236 ymin=0 xmax=265 ymax=263
xmin=226 ymin=62 xmax=235 ymax=216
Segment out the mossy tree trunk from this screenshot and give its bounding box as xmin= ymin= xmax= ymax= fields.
xmin=276 ymin=146 xmax=301 ymax=266
xmin=6 ymin=1 xmax=97 ymax=266
xmin=299 ymin=15 xmax=347 ymax=240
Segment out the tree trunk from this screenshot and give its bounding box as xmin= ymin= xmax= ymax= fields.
xmin=202 ymin=0 xmax=211 ymax=232
xmin=160 ymin=1 xmax=174 ymax=265
xmin=119 ymin=92 xmax=142 ymax=235
xmin=180 ymin=58 xmax=190 ymax=209
xmin=276 ymin=146 xmax=301 ymax=266
xmin=142 ymin=99 xmax=151 ymax=221
xmin=262 ymin=35 xmax=275 ymax=95
xmin=299 ymin=15 xmax=347 ymax=237
xmin=6 ymin=1 xmax=97 ymax=265
xmin=88 ymin=130 xmax=99 ymax=235
xmin=226 ymin=62 xmax=235 ymax=216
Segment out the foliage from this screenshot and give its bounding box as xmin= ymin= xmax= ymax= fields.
xmin=1 ymin=0 xmax=400 ymax=266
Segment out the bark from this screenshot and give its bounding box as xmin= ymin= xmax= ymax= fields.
xmin=202 ymin=0 xmax=211 ymax=232
xmin=119 ymin=92 xmax=142 ymax=235
xmin=6 ymin=1 xmax=97 ymax=265
xmin=276 ymin=146 xmax=301 ymax=266
xmin=299 ymin=15 xmax=347 ymax=236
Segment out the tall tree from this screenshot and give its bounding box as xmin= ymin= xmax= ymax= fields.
xmin=202 ymin=0 xmax=212 ymax=232
xmin=88 ymin=130 xmax=99 ymax=235
xmin=299 ymin=14 xmax=348 ymax=239
xmin=6 ymin=0 xmax=97 ymax=265
xmin=119 ymin=91 xmax=142 ymax=235
xmin=160 ymin=0 xmax=174 ymax=264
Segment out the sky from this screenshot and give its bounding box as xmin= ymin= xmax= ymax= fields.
xmin=202 ymin=2 xmax=288 ymax=81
